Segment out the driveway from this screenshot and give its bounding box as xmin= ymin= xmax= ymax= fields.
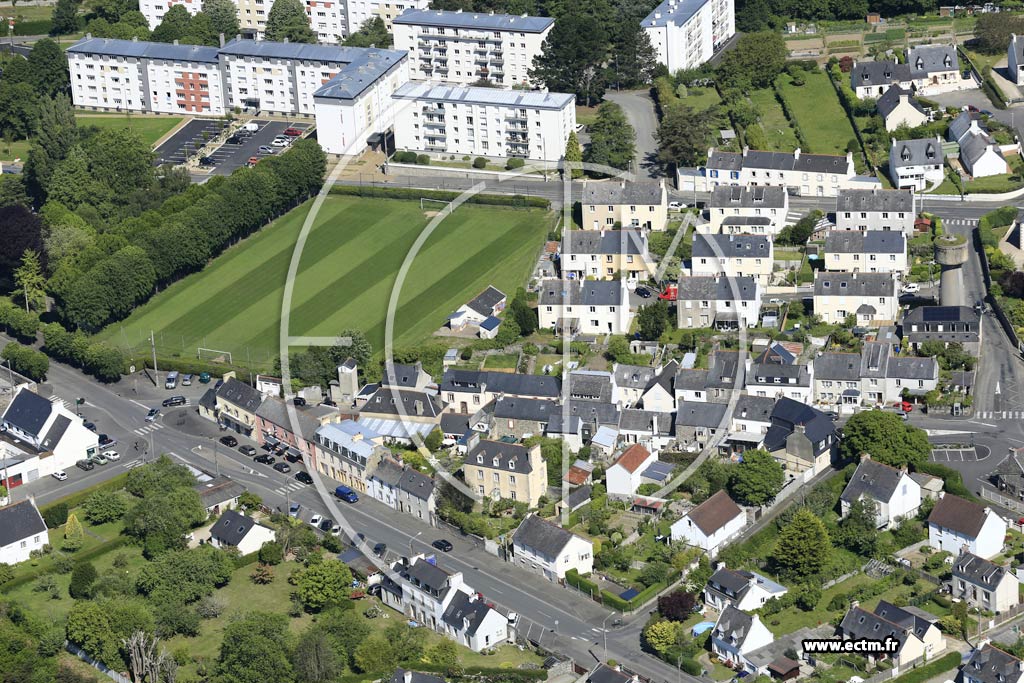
xmin=603 ymin=89 xmax=664 ymax=179
xmin=927 ymin=89 xmax=1024 ymax=136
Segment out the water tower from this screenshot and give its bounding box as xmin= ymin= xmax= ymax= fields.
xmin=934 ymin=233 xmax=969 ymax=307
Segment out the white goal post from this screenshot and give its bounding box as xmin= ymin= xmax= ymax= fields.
xmin=420 ymin=197 xmax=452 ymax=212
xmin=197 ymin=347 xmax=233 ymax=364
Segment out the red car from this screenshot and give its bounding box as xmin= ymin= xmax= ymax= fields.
xmin=895 ymin=401 xmax=913 ymax=413
xmin=283 ymin=127 xmax=303 ymax=137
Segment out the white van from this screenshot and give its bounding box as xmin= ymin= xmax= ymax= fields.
xmin=165 ymin=371 xmax=179 ymax=390
xmin=242 ymin=121 xmax=259 ymax=132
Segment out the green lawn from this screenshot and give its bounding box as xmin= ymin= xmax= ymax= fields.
xmin=76 ymin=114 xmax=183 ymax=147
xmin=748 ymin=88 xmax=800 ymax=151
xmin=777 ymin=71 xmax=858 ymax=156
xmin=96 ymin=196 xmax=551 ymax=365
xmin=684 ymin=86 xmax=721 ymax=112
xmin=483 ymin=353 xmax=519 ymax=369
xmin=0 ymin=138 xmax=32 ymax=163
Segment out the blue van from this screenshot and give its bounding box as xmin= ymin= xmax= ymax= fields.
xmin=334 ymin=485 xmax=359 ymax=503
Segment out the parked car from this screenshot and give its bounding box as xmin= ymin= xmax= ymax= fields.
xmin=145 ymin=408 xmax=160 ymax=422
xmin=90 ymin=453 xmax=109 ymax=466
xmin=319 ymin=518 xmax=339 ymax=534
xmin=309 ymin=514 xmax=324 ymax=527
xmin=76 ymin=460 xmax=95 ymax=471
xmin=295 ymin=471 xmax=313 ymax=485
xmin=271 ymin=137 xmax=290 ymax=147
xmin=768 ymin=298 xmax=784 ymax=305
xmin=283 ymin=127 xmax=303 ymax=137
xmin=289 ymin=502 xmax=301 ymax=517
xmin=901 ymin=282 xmax=921 ymax=294
xmin=273 ymin=462 xmax=291 ymax=473
xmin=199 ymin=156 xmax=215 ymax=167
xmin=98 ymin=434 xmax=116 ymax=447
xmin=214 ymin=379 xmax=224 ymax=390
xmin=293 ymin=396 xmax=307 ymax=406
xmin=246 ymin=156 xmax=260 ymax=167
xmin=668 ymin=201 xmax=683 ymax=210
xmin=895 ymin=400 xmax=914 ymax=413
xmin=432 ymin=539 xmax=453 ymax=552
xmin=574 ymin=123 xmax=585 ymax=133
xmin=334 ymin=485 xmax=358 ymax=503
xmin=285 ymin=452 xmax=302 ymax=464
xmin=220 ymin=435 xmax=238 ymax=447
xmin=181 ymin=374 xmax=193 ymax=386
xmin=102 ymin=450 xmax=120 ymax=461
xmin=226 ymin=135 xmax=243 ymax=145
xmin=52 ymin=470 xmax=68 ymax=481
xmin=239 ymin=445 xmax=257 ymax=456
xmin=83 ymin=421 xmax=96 ymax=432
xmin=373 ymin=542 xmax=387 ymax=556
xmin=635 ymin=286 xmax=652 ymax=299
xmin=254 ymin=454 xmax=275 ymax=465
xmin=199 ymin=372 xmax=212 ymax=383
xmin=162 ymin=396 xmax=186 ymax=407
xmin=257 ymin=146 xmax=276 ymax=155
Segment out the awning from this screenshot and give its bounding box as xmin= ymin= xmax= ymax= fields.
xmin=264 ymin=435 xmax=280 ymax=446
xmin=287 ymin=447 xmax=303 ymax=459
xmin=842 ymin=388 xmax=861 ymax=397
xmin=726 ymin=431 xmax=764 ymax=444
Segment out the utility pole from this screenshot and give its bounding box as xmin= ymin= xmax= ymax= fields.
xmin=150 ymin=330 xmax=159 ymax=386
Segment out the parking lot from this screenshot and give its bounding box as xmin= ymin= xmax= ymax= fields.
xmin=931 ymin=447 xmax=981 ymax=462
xmin=201 ymin=120 xmax=313 ymax=176
xmin=153 ymin=118 xmax=230 ymax=166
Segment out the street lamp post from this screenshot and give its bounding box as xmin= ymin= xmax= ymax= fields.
xmin=602 ymin=612 xmax=614 ymax=659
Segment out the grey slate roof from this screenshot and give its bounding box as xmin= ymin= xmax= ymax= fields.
xmin=961 ymin=131 xmax=1004 ymax=168
xmin=513 ymin=514 xmax=575 ymax=557
xmin=583 ymin=180 xmax=664 ymax=206
xmin=732 ymin=395 xmax=776 ymax=423
xmin=439 ymin=369 xmax=561 ymax=398
xmin=614 ymin=364 xmax=656 ymax=390
xmin=707 ymin=148 xmax=851 ymax=175
xmin=953 ymin=551 xmax=1008 ymax=592
xmin=493 ymin=397 xmax=557 ymax=422
xmin=198 ymin=388 xmax=217 ymax=411
xmin=40 ymin=414 xmax=71 ymax=451
xmin=398 ymin=467 xmax=436 ymax=500
xmin=211 ymin=510 xmax=258 ymax=547
xmin=370 ymin=458 xmax=405 ymax=487
xmin=360 ymin=387 xmax=443 ymax=418
xmin=442 ymin=590 xmax=495 ymax=636
xmin=587 ymin=663 xmax=634 ymax=683
xmin=891 ymin=136 xmax=943 ymax=170
xmin=949 ymin=111 xmax=982 ymax=143
xmin=677 ymin=275 xmax=758 ymax=301
xmin=675 ymin=401 xmax=729 ymax=428
xmin=962 ymin=644 xmax=1024 ymax=683
xmin=928 ymin=493 xmax=989 ymax=537
xmin=709 ymin=185 xmax=787 ymax=209
xmin=840 ymin=604 xmax=912 ymax=648
xmin=713 ymin=605 xmax=756 ymax=645
xmin=391 ymin=669 xmax=445 ymax=683
xmin=567 ymin=371 xmax=614 ymax=402
xmin=399 ymin=557 xmax=451 ymax=595
xmin=466 ymin=286 xmax=506 ymax=317
xmin=393 ymin=81 xmax=574 ymax=110
xmin=393 ymin=8 xmax=554 ymax=32
xmin=255 ymin=397 xmax=322 ymax=437
xmin=692 ymin=234 xmax=772 ymax=259
xmin=814 ymin=271 xmax=896 ymax=297
xmin=383 ymin=362 xmax=423 ymax=388
xmin=836 ymin=188 xmax=915 ymax=214
xmin=0 ymin=500 xmax=46 ymax=548
xmin=2 ymin=389 xmax=52 ymax=437
xmin=194 ymin=475 xmax=247 ymax=507
xmin=765 ymin=398 xmax=836 ymax=454
xmin=887 ymin=356 xmax=938 ymax=381
xmin=707 ymin=351 xmax=745 ymax=389
xmin=560 ymin=230 xmax=647 ymax=255
xmin=68 ymin=36 xmax=220 ymax=62
xmin=814 ymin=352 xmax=863 ymax=381
xmin=467 ymin=440 xmax=535 ymax=474
xmin=217 ymin=378 xmax=263 ymax=413
xmin=877 ymin=86 xmax=927 ymax=120
xmin=643 ymin=0 xmax=717 ymax=27
xmin=841 ymin=458 xmax=906 ymax=505
xmin=618 ymin=409 xmax=673 ymax=435
xmin=851 ymin=60 xmax=913 ymax=88
xmin=825 ymin=230 xmax=906 ymax=254
xmin=674 ymin=368 xmax=710 ymax=391
xmin=539 ymin=280 xmax=624 ymax=307
xmin=907 ymin=44 xmax=958 ymax=76
xmin=748 ymin=362 xmax=811 ymax=386
xmin=546 ymin=400 xmax=621 ymax=431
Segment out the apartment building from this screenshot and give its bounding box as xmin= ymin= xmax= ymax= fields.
xmin=642 ymin=0 xmax=735 ymax=73
xmin=392 ymin=81 xmax=574 ymax=162
xmin=691 ymin=146 xmax=879 ymax=197
xmin=580 ymin=180 xmax=669 ymax=230
xmin=691 ymin=234 xmax=774 ymax=285
xmin=823 ymin=230 xmax=908 ymax=274
xmin=834 ymin=188 xmax=916 ymax=235
xmin=812 ymin=271 xmax=899 ymax=325
xmin=676 ymin=275 xmax=761 ymax=329
xmin=559 ymin=229 xmax=655 ymax=281
xmin=537 ymin=279 xmax=633 ymax=336
xmin=393 ymin=9 xmax=552 ymax=86
xmin=462 ymin=439 xmax=546 ymax=506
xmin=703 ymin=185 xmax=788 ymax=235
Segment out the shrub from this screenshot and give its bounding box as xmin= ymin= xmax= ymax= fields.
xmin=506 ymin=158 xmax=525 ymax=170
xmin=258 ymin=541 xmax=284 ymax=566
xmin=43 ymin=503 xmax=69 ymax=528
xmin=69 ymin=560 xmax=98 ymax=599
xmin=473 ymin=157 xmax=488 ymax=169
xmin=416 ymin=154 xmax=430 ymax=165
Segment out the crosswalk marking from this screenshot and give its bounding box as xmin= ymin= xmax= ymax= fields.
xmin=975 ymin=411 xmax=1024 ymax=419
xmin=274 ymin=481 xmax=306 ymax=496
xmin=132 ymin=423 xmax=165 ymax=436
xmin=124 ymin=459 xmax=144 ymax=469
xmin=48 ymin=395 xmax=68 ymax=409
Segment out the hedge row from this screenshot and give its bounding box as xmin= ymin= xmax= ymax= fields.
xmin=1 ymin=537 xmax=131 ymax=592
xmin=14 ymin=19 xmax=53 ymax=35
xmin=772 ymin=82 xmax=810 ymax=152
xmin=0 ymin=299 xmax=41 ymax=342
xmin=40 ymin=471 xmax=132 ymax=515
xmin=914 ymin=461 xmax=979 ymax=502
xmin=234 ymin=550 xmax=261 ymax=569
xmin=329 ymin=184 xmax=550 ymax=209
xmin=566 ymin=568 xmax=599 ymax=596
xmin=411 ymin=662 xmax=547 ymax=680
xmin=601 ymin=570 xmax=680 ymax=612
xmin=981 ymin=65 xmax=1009 ymax=110
xmin=42 ymin=322 xmax=126 ymax=383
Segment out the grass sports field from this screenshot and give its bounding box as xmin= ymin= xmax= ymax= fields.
xmin=97 ymin=196 xmax=551 ymax=365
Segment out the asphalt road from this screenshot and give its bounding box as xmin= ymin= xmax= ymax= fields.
xmin=604 ymin=90 xmax=663 ymax=179
xmin=153 ymin=118 xmax=230 ymax=166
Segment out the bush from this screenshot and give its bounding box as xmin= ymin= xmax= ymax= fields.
xmin=679 ymin=659 xmax=702 ymax=676
xmin=473 ymin=157 xmax=488 ymax=169
xmin=566 ymin=569 xmax=599 ymax=596
xmin=43 ymin=503 xmax=69 ymax=529
xmin=506 ymin=157 xmax=525 ymax=170
xmin=69 ymin=560 xmax=98 ymax=599
xmin=1 ymin=342 xmax=48 ymax=381
xmin=393 ymin=151 xmax=417 ymax=163
xmin=258 ymin=541 xmax=284 ymax=566
xmin=416 ymin=154 xmax=430 ymax=165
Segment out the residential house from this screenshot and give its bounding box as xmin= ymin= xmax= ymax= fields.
xmin=878 ymin=86 xmax=930 ymax=132
xmin=675 ymin=401 xmax=729 ymax=451
xmin=510 ymin=513 xmax=594 ymax=580
xmin=198 ymin=377 xmax=264 ymax=437
xmin=566 ymin=370 xmax=619 ymax=405
xmin=690 ymin=147 xmax=875 ymax=197
xmin=676 ymin=275 xmax=762 ymax=330
xmin=538 ymin=279 xmax=633 ymax=336
xmin=813 ymin=344 xmax=939 ymax=409
xmin=710 ymin=605 xmax=775 ymax=673
xmin=851 ymin=59 xmax=914 ymax=98
xmin=991 ymin=448 xmax=1024 ymax=503
xmin=928 ymin=492 xmax=1007 ymax=559
xmin=584 ymin=664 xmax=635 ymax=683
xmin=824 ymin=231 xmax=908 ymax=274
xmin=564 ymin=460 xmax=595 ymax=488
xmin=581 ymin=180 xmax=669 ymax=230
xmin=948 ymin=111 xmax=1009 ymax=178
xmin=722 ymin=395 xmax=775 ymax=456
xmin=638 ymin=360 xmax=678 ymax=412
xmin=618 ymin=409 xmax=675 ymax=451
xmin=606 ymin=444 xmax=658 ymax=497
xmin=890 ymin=136 xmax=945 ymax=191
xmin=0 ymin=500 xmax=47 ymax=565
xmin=546 ymin=401 xmax=621 ymax=451
xmin=0 ymin=386 xmax=99 ymax=486
xmin=366 ymin=458 xmax=405 ymax=510
xmin=1010 ymin=33 xmax=1024 ymax=85
xmin=613 ymin=363 xmax=657 ymax=407
xmin=838 ymin=600 xmax=944 ymax=666
xmin=396 ymin=467 xmax=437 ymax=524
xmin=255 ymin=397 xmax=337 ymax=467
xmin=703 ymin=351 xmax=746 ymax=404
xmin=950 ymin=551 xmax=1020 ymax=613
xmin=852 ymin=44 xmax=966 ymax=98
xmin=961 ymin=644 xmax=1024 ymax=683
xmin=704 ymin=565 xmax=789 ymax=611
xmin=209 ymin=510 xmax=276 ymax=555
xmin=447 ymin=286 xmax=507 ymax=334
xmin=489 ymin=397 xmax=557 ymax=441
xmin=314 ymin=420 xmax=389 ymax=492
xmin=691 ymin=234 xmax=774 ymax=285
xmin=462 ymin=439 xmax=546 ymax=506
xmin=559 ymin=230 xmax=655 ymax=281
xmin=835 ymin=188 xmax=917 ymax=235
xmin=764 ymin=398 xmax=837 ymax=478
xmin=1000 ymin=216 xmax=1024 ymax=270
xmin=675 ymin=368 xmax=711 ymax=403
xmin=670 ymin=489 xmax=745 ymax=555
xmin=194 ymin=475 xmax=247 ymax=515
xmin=840 ymin=455 xmax=922 ymax=528
xmin=901 ymin=306 xmax=982 ymax=355
xmin=441 ymin=590 xmax=511 ymax=651
xmin=391 ymin=670 xmax=445 ymax=683
xmin=439 ymin=370 xmax=560 ymax=415
xmin=812 ymin=271 xmax=899 ymax=325
xmin=704 ymin=185 xmax=789 ymax=236
xmin=357 ymin=386 xmax=444 ymax=443
xmin=744 ymin=359 xmax=813 ymax=403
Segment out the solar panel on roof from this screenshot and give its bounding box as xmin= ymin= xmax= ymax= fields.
xmin=921 ymin=307 xmax=961 ymax=322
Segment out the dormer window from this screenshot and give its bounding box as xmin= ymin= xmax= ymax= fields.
xmin=477 ymin=455 xmax=483 ymax=463
xmin=508 ymin=459 xmax=516 ymax=470
xmin=493 ymin=456 xmax=499 ymax=467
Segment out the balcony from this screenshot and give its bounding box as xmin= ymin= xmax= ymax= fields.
xmin=422 ymin=104 xmax=445 ymax=114
xmin=490 ymin=56 xmax=504 ymax=65
xmin=505 ymin=113 xmax=527 ymax=122
xmin=505 ymin=134 xmax=529 ymax=143
xmin=426 ymin=144 xmax=446 ymax=152
xmin=423 ymin=119 xmax=446 ymax=129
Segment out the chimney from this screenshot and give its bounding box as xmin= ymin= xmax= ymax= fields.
xmin=794 ymin=148 xmax=801 ymax=160
xmin=850 ymin=599 xmax=859 ymax=610
xmin=219 ymin=32 xmax=226 ymax=47
xmin=236 ymin=33 xmax=242 ymax=41
xmin=860 ymin=453 xmax=871 ymax=462
xmin=132 ymin=35 xmax=138 ymax=41
xmin=173 ymin=39 xmax=179 ymax=45
xmin=283 ymin=37 xmax=289 ymax=43
xmin=404 ymin=671 xmax=413 ymax=683
xmin=742 ymin=145 xmax=749 ymax=157
xmin=414 ymin=400 xmax=424 ymax=416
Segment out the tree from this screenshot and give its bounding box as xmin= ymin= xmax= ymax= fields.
xmin=265 ymin=0 xmax=316 ymax=43
xmin=0 ymin=81 xmax=39 ymax=141
xmin=656 ymin=104 xmax=712 ymax=167
xmin=202 ymin=0 xmax=240 ymax=37
xmin=839 ymin=412 xmax=931 ymax=468
xmin=529 ymin=9 xmax=608 ymax=105
xmin=83 ymin=490 xmax=128 ymax=524
xmin=13 ymin=250 xmax=46 ymax=313
xmin=353 ymin=632 xmax=398 ymax=673
xmin=125 ymin=487 xmax=207 ymax=558
xmin=123 ymin=629 xmax=177 ymax=683
xmin=151 ymin=4 xmax=193 ymax=43
xmin=564 ymin=130 xmax=583 ymax=179
xmin=584 ymin=102 xmax=635 ymax=173
xmin=0 ymin=174 xmax=28 ymax=209
xmin=508 ymin=288 xmax=537 ymax=335
xmin=24 ymin=93 xmax=78 ymax=203
xmin=2 ymin=343 xmax=49 ymax=381
xmin=66 ymin=601 xmax=119 ymax=667
xmin=216 ymin=612 xmax=295 ymax=683
xmin=976 ymin=13 xmax=1024 ymax=54
xmin=69 ymin=560 xmax=97 ymax=599
xmin=728 ymin=449 xmax=784 ymax=506
xmin=343 ymin=16 xmax=392 ymax=47
xmin=63 ymin=512 xmax=84 ymax=551
xmin=238 ymin=491 xmax=263 ymax=511
xmin=658 ymin=590 xmax=697 ymax=621
xmin=52 ymin=0 xmax=82 ymax=34
xmin=43 ymin=502 xmax=69 ymax=528
xmin=320 ymin=606 xmax=370 ymax=669
xmin=427 ymin=639 xmax=460 ymax=674
xmin=717 ymin=31 xmax=787 ymax=89
xmin=609 ymin=23 xmax=658 ymax=89
xmin=839 ymin=498 xmax=879 ymax=557
xmin=424 ymin=427 xmax=443 ymax=452
xmin=293 ymin=559 xmax=352 ymax=611
xmin=777 ymin=210 xmax=821 ymax=246
xmin=643 ymin=619 xmax=681 ymax=655
xmin=333 ymin=328 xmax=372 ymax=370
xmin=259 ymin=541 xmax=284 ymax=565
xmin=26 ymin=39 xmax=70 ymax=98
xmin=639 ymin=560 xmax=671 ymax=587
xmin=773 ymin=507 xmax=832 ymax=579
xmin=251 ymin=563 xmax=274 ymax=584
xmin=636 ymin=300 xmax=671 ymax=341
xmin=136 ymin=545 xmax=235 ymax=605
xmin=292 ymin=625 xmax=342 ymax=683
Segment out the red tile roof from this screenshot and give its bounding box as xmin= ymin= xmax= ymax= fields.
xmin=565 ymin=465 xmax=592 ymax=486
xmin=612 ymin=444 xmax=651 ymax=474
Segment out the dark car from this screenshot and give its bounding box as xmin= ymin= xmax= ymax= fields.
xmin=318 ymin=518 xmax=334 ymax=532
xmin=239 ymin=445 xmax=257 ymax=456
xmin=635 ymin=286 xmax=652 ymax=299
xmin=83 ymin=421 xmax=97 ymax=432
xmin=98 ymin=434 xmax=116 ymax=447
xmin=273 ymin=462 xmax=292 ymax=473
xmin=226 ymin=135 xmax=243 ymax=144
xmin=254 ymin=453 xmax=275 ymax=465
xmin=214 ymin=379 xmax=224 ymax=390
xmin=432 ymin=539 xmax=453 ymax=552
xmin=295 ymin=471 xmax=313 ymax=485
xmin=220 ymin=435 xmax=238 ymax=447
xmin=162 ymin=396 xmax=186 ymax=407
xmin=76 ymin=459 xmax=95 ymax=471
xmin=293 ymin=396 xmax=307 ymax=406
xmin=373 ymin=542 xmax=387 ymax=556
xmin=285 ymin=452 xmax=302 ymax=464
xmin=199 ymin=156 xmax=215 ymax=166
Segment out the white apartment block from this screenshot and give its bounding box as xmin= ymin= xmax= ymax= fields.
xmin=394 ymin=9 xmax=552 ymax=87
xmin=813 ymin=272 xmax=900 ymax=326
xmin=642 ymin=0 xmax=735 ymax=73
xmin=140 ymin=0 xmax=204 ymax=30
xmin=703 ymin=185 xmax=788 ymax=236
xmin=834 ymin=188 xmax=917 ymax=235
xmin=392 ymin=81 xmax=574 ymax=162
